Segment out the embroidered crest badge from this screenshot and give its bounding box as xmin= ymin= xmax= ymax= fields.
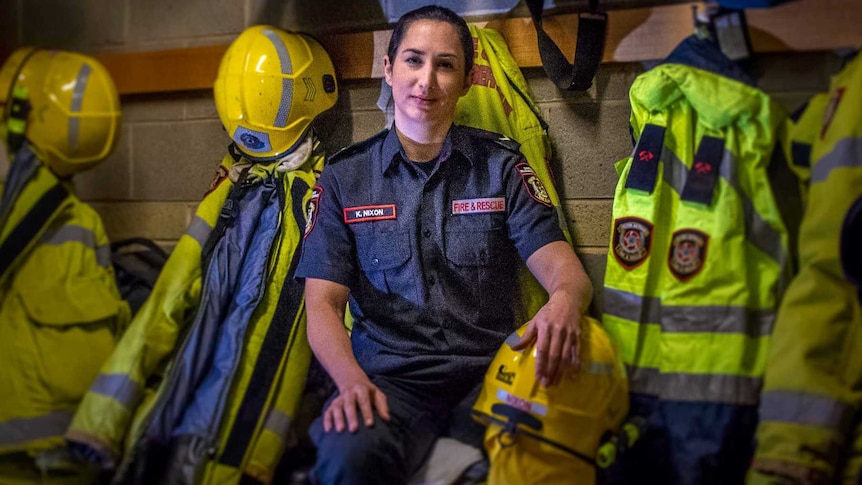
xmin=668 ymin=228 xmax=709 ymax=282
xmin=304 ymin=186 xmax=322 ymax=237
xmin=612 ymin=217 xmax=653 ymax=269
xmin=516 ymin=162 xmax=552 ymax=207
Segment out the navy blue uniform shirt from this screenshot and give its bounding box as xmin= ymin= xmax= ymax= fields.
xmin=296 ymin=125 xmax=565 ymax=398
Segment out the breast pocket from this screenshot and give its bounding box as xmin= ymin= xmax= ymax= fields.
xmin=355 ymin=230 xmax=413 ymax=299
xmin=444 ymin=216 xmax=513 ymax=321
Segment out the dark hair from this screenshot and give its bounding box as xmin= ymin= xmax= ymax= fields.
xmin=387 ymin=5 xmax=474 ymax=78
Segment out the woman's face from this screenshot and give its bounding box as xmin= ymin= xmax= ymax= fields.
xmin=384 ymin=19 xmax=471 ymax=134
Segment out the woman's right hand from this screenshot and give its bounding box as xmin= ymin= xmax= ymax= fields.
xmin=323 ymin=378 xmax=391 ymax=433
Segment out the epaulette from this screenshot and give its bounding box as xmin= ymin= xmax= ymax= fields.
xmin=459 ymin=125 xmax=521 ymax=154
xmin=327 ymin=129 xmax=389 ymax=166
xmin=492 ymin=134 xmax=522 ymax=153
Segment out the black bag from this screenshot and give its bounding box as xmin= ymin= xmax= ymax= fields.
xmin=111 ymin=238 xmax=169 ymax=316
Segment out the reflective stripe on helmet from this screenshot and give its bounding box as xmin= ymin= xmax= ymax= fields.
xmin=262 ymin=28 xmax=294 ymax=129
xmin=68 ymin=63 xmax=91 ymax=151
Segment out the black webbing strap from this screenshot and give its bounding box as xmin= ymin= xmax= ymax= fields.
xmin=841 ymin=196 xmax=862 ymax=306
xmin=0 ymin=183 xmax=68 ymax=280
xmin=790 ymin=141 xmax=812 ymax=169
xmin=525 ymin=0 xmax=607 ymax=91
xmin=681 ymin=135 xmax=724 ymax=205
xmin=219 ymin=177 xmax=310 ymax=468
xmin=625 ymin=124 xmax=665 ymax=193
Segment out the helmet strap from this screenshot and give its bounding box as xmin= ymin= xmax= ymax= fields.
xmin=3 ymin=49 xmax=39 ymax=155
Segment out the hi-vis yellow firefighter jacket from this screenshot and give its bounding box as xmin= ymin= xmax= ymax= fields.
xmin=750 ymin=52 xmax=862 ymax=485
xmin=603 ymin=60 xmax=799 ymax=484
xmin=0 ymin=146 xmax=129 ymax=457
xmin=454 ymin=24 xmax=572 ymax=319
xmin=66 ymin=134 xmax=324 ymax=485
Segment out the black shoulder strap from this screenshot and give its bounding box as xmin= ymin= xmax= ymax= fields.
xmin=0 ymin=183 xmax=69 ymax=280
xmin=680 ymin=135 xmax=724 ymax=205
xmin=524 ymin=0 xmax=608 ymax=91
xmin=625 ymin=124 xmax=666 ymax=194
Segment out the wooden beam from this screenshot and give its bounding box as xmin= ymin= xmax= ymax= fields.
xmin=94 ymin=0 xmax=861 ymax=95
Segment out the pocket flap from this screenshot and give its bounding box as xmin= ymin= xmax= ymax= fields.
xmin=18 ymin=276 xmax=121 ymax=326
xmin=356 ymin=232 xmax=411 ymax=271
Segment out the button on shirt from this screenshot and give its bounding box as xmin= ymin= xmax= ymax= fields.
xmin=296 ymin=125 xmax=564 ymax=396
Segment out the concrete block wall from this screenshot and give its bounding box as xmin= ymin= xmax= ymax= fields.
xmin=0 ymin=0 xmax=844 ymax=310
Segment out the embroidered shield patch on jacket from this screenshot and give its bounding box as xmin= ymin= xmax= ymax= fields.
xmin=668 ymin=228 xmax=709 ymax=282
xmin=613 ymin=217 xmax=653 ymax=269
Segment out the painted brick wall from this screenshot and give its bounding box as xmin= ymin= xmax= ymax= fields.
xmin=0 ymin=0 xmax=843 ymax=309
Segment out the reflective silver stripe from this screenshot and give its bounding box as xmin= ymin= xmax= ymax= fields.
xmin=96 ymin=244 xmax=111 ymax=267
xmin=68 ymin=64 xmax=91 ymax=150
xmin=760 ymin=390 xmax=854 ymax=430
xmin=604 ymin=287 xmax=775 ymax=337
xmin=585 ymin=361 xmax=617 ymax=376
xmin=185 ymin=215 xmax=212 ymax=247
xmin=811 ymin=137 xmax=862 ymax=183
xmin=263 ymin=408 xmax=293 ymax=437
xmin=627 ymin=366 xmax=762 ymax=406
xmin=504 ymin=331 xmax=521 ymax=348
xmin=0 ymin=409 xmax=75 ymax=447
xmin=496 ymin=389 xmax=548 ymax=416
xmin=263 ymin=28 xmax=293 ymax=129
xmin=41 ymin=225 xmax=111 ymax=267
xmin=89 ymin=373 xmax=142 ymax=408
xmin=42 ymin=225 xmax=96 ymax=247
xmin=663 ymin=148 xmax=786 ymax=266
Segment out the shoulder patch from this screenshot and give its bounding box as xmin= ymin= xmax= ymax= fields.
xmin=304 ymin=185 xmax=323 ymax=238
xmin=668 ymin=228 xmax=709 ymax=282
xmin=203 ymin=164 xmax=229 ymax=197
xmin=516 ymin=162 xmax=552 ymax=207
xmin=328 ymin=130 xmax=389 ymax=165
xmin=613 ymin=217 xmax=653 ymax=270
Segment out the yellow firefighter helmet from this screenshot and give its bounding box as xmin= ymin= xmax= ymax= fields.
xmin=0 ymin=47 xmax=121 ymax=178
xmin=214 ymin=25 xmax=338 ymax=161
xmin=472 ymin=316 xmax=631 ymax=485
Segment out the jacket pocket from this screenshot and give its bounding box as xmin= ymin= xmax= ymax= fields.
xmin=18 ymin=276 xmax=123 ymax=405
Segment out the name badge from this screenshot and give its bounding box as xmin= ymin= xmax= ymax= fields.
xmin=451 ymin=197 xmax=506 ymax=215
xmin=344 ymin=204 xmax=397 ymax=223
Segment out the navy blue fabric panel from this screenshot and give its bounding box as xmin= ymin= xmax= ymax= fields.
xmin=842 ymin=196 xmax=862 ymax=304
xmin=625 ymin=124 xmax=665 ymax=194
xmin=663 ymin=35 xmax=755 ymax=86
xmin=715 ymin=0 xmax=792 ymax=8
xmin=606 ymin=394 xmax=757 ymax=485
xmin=681 ymin=136 xmax=724 ymax=205
xmin=219 ymin=178 xmax=309 ymax=468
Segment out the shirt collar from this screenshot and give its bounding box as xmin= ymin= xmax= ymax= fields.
xmin=380 ymin=124 xmax=475 ymax=175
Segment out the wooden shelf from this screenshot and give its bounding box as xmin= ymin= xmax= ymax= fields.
xmin=94 ymin=0 xmax=861 ymax=95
